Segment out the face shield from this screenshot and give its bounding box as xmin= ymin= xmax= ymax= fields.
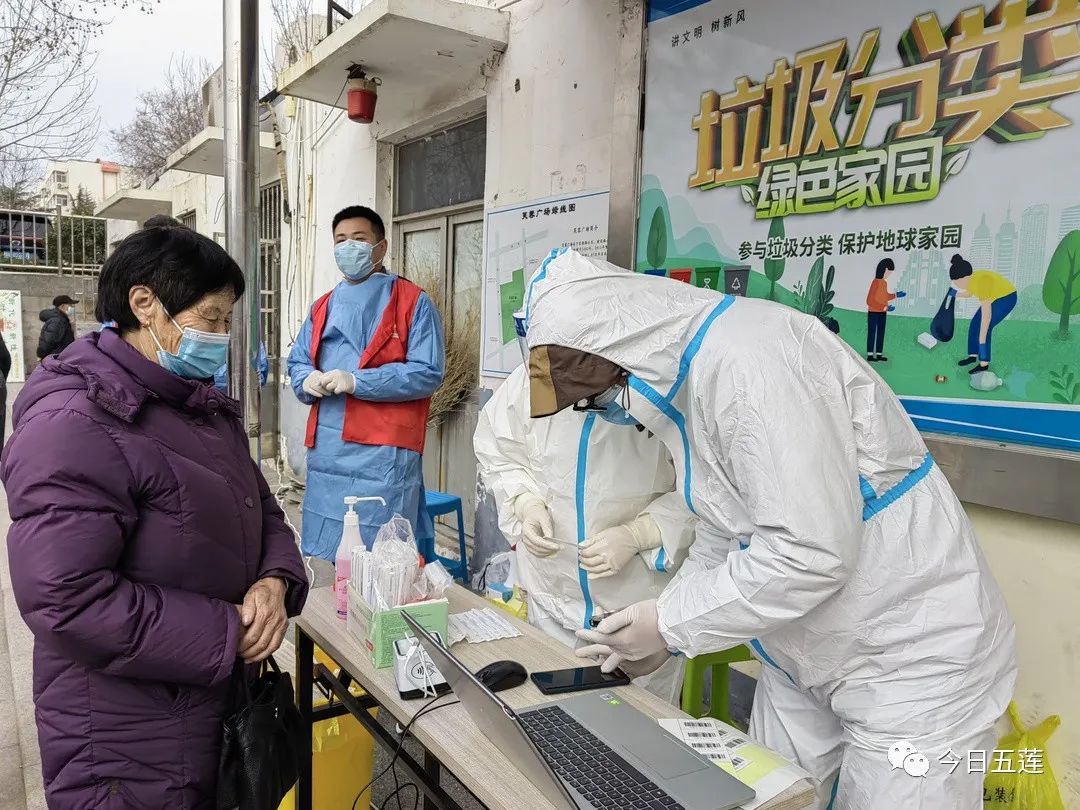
xmin=528 ymin=344 xmax=628 ymax=418
xmin=513 ymin=309 xmax=528 ymax=364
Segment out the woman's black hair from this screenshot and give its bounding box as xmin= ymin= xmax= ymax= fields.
xmin=949 ymin=253 xmax=973 ymax=281
xmin=95 ymin=226 xmax=246 ymax=330
xmin=875 ymin=257 xmax=895 ymax=278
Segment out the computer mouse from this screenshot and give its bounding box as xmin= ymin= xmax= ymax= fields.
xmin=476 ymin=660 xmax=528 ymax=693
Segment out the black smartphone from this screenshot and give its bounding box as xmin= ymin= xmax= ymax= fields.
xmin=530 ymin=666 xmax=631 ymax=695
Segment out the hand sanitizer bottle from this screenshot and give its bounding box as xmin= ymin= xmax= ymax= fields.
xmin=335 ymin=497 xmax=364 ymax=619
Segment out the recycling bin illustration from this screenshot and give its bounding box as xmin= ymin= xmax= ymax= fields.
xmin=724 ymin=265 xmax=750 ymax=296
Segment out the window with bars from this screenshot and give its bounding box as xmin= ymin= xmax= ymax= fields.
xmin=259 ymin=182 xmax=282 ymax=241
xmin=257 ymin=181 xmax=283 ymax=363
xmin=178 ymin=210 xmax=197 ymax=230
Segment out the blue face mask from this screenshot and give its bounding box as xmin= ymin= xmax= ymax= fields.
xmin=335 ymin=239 xmax=383 ymax=281
xmin=597 ymin=399 xmax=641 ymax=427
xmin=149 ymin=308 xmax=231 ymax=380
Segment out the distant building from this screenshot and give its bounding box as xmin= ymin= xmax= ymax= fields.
xmin=36 ymin=159 xmax=135 ymax=214
xmin=903 ymin=250 xmax=946 ymax=315
xmin=994 ymin=206 xmax=1017 ymax=279
xmin=1059 ymin=203 xmax=1080 ymax=238
xmin=1016 ymin=204 xmax=1049 ymax=290
xmin=970 ymin=213 xmax=993 ymax=270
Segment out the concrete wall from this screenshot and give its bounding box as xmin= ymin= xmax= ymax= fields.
xmin=0 ymin=271 xmax=98 ymax=376
xmin=273 ymin=0 xmax=623 ymax=486
xmin=169 ymin=173 xmax=226 ymax=237
xmin=972 ymin=506 xmax=1080 ymax=803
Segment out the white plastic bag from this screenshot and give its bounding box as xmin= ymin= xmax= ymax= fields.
xmin=373 ymin=513 xmax=419 ymax=551
xmin=369 ymin=514 xmax=421 ymax=609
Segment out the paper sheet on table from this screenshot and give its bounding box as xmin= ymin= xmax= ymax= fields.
xmin=447 ymin=608 xmax=523 ymax=645
xmin=659 ymin=718 xmax=811 ymax=810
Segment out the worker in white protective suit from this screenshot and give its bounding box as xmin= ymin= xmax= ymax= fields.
xmin=524 ymin=248 xmax=1016 ymax=810
xmin=473 ymin=312 xmax=695 ymax=705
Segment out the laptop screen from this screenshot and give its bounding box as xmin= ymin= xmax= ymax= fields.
xmin=401 ymin=612 xmax=578 ymax=809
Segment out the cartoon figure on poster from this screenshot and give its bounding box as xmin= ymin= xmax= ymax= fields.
xmin=640 ymin=0 xmax=1080 ymax=451
xmin=865 ymin=258 xmax=905 ymax=362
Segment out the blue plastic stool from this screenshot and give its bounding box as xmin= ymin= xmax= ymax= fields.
xmin=423 ymin=490 xmax=469 ymax=583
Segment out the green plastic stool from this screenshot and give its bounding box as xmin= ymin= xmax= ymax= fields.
xmin=680 ymin=646 xmax=756 ymax=726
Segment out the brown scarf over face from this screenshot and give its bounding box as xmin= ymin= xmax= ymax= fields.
xmin=528 ymin=344 xmax=627 ymax=418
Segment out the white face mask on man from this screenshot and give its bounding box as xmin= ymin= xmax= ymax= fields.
xmin=334 ymin=239 xmax=385 ymax=281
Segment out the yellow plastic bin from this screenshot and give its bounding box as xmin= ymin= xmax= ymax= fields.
xmin=280 ymin=648 xmax=377 ymax=809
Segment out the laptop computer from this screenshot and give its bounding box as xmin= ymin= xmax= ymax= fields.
xmin=402 ymin=612 xmax=756 ymax=810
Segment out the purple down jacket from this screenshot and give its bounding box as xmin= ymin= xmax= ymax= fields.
xmin=1 ymin=329 xmax=309 ymax=809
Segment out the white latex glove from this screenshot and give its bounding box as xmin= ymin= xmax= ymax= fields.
xmin=579 ymin=515 xmax=661 ymax=579
xmin=597 ymin=648 xmax=670 ymax=680
xmin=302 ymin=371 xmax=330 ymax=398
xmin=574 ymin=599 xmax=665 ymax=674
xmin=322 ymin=369 xmax=357 ymax=395
xmin=512 ymin=493 xmax=557 ymax=557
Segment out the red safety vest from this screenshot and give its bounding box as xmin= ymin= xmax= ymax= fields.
xmin=303 ymin=277 xmax=430 ymax=453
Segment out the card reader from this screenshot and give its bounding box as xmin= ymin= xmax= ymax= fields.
xmin=394 ymin=634 xmax=451 ymax=700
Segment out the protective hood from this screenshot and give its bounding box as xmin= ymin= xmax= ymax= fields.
xmin=525 ymin=248 xmax=724 ymax=396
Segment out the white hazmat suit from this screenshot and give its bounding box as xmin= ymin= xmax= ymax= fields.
xmin=474 ymin=363 xmax=695 ymax=705
xmin=525 ymin=249 xmax=1016 ymax=809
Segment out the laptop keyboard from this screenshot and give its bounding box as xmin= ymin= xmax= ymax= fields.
xmin=518 ymin=705 xmax=686 ymax=810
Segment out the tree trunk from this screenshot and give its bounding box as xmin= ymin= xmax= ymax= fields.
xmin=1059 ymin=269 xmax=1075 ymax=339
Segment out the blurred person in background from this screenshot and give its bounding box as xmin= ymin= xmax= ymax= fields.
xmin=36 ymin=294 xmax=77 ymax=359
xmin=0 ymin=317 xmax=10 ymax=444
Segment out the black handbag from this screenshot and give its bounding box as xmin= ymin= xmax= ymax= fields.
xmin=930 ymin=290 xmax=956 ymax=342
xmin=216 ymin=657 xmax=306 ymax=810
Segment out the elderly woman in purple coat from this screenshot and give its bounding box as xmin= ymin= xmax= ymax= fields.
xmin=1 ymin=226 xmax=309 ymax=808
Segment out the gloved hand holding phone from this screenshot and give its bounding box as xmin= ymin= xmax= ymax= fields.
xmin=575 ymin=599 xmax=666 ymax=674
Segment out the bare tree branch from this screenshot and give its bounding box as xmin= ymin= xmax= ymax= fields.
xmin=108 ymin=55 xmax=213 ymax=178
xmin=0 ymin=146 xmax=42 ymax=209
xmin=0 ymin=0 xmax=155 ymax=166
xmin=262 ymin=0 xmax=327 ymax=92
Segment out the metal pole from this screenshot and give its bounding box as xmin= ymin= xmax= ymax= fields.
xmin=55 ymin=204 xmax=64 ymax=275
xmin=223 ymin=0 xmax=261 ymax=460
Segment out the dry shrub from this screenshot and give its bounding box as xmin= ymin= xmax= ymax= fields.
xmin=421 ymin=281 xmax=479 ymax=427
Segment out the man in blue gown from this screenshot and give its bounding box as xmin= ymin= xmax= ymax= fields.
xmin=288 ymin=206 xmax=445 ymax=560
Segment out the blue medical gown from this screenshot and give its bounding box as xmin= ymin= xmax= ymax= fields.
xmin=214 ymin=342 xmax=269 ymax=391
xmin=287 ymin=273 xmax=445 ymax=560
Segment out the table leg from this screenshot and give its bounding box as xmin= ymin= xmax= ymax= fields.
xmin=424 ymin=752 xmax=441 ymax=810
xmin=296 ymin=627 xmax=315 ymax=810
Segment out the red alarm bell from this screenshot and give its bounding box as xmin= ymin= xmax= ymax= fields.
xmin=347 ymin=75 xmax=379 ymax=124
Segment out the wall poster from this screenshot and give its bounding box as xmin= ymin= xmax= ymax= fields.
xmin=0 ymin=290 xmax=25 ymax=383
xmin=642 ymin=0 xmax=1080 ymax=450
xmin=481 ymin=190 xmax=610 ymax=377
